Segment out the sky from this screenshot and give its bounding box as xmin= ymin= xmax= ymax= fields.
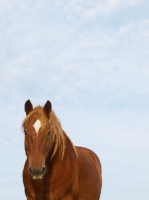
xmin=0 ymin=0 xmax=149 ymax=199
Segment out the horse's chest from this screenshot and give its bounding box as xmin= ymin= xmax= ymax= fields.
xmin=44 ymin=181 xmax=71 ymax=199
xmin=42 ymin=174 xmax=75 ymax=200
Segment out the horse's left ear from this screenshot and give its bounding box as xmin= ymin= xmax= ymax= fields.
xmin=44 ymin=100 xmax=52 ymax=118
xmin=25 ymin=99 xmax=33 ymax=115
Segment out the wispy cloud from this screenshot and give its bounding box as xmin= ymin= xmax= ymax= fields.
xmin=0 ymin=0 xmax=12 ymax=15
xmin=38 ymin=0 xmax=145 ymax=20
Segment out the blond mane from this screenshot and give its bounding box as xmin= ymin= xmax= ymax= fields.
xmin=22 ymin=106 xmax=77 ymax=160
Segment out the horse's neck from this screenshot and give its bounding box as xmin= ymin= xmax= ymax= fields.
xmin=46 ymin=134 xmax=75 ymax=164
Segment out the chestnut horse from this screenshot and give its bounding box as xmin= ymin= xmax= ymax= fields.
xmin=22 ymin=100 xmax=102 ymax=200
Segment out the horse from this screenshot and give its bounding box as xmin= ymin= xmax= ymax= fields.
xmin=22 ymin=100 xmax=102 ymax=200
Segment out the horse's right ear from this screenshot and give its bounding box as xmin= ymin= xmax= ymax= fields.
xmin=44 ymin=100 xmax=52 ymax=118
xmin=24 ymin=99 xmax=33 ymax=115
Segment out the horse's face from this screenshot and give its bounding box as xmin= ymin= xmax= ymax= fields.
xmin=24 ymin=116 xmax=50 ymax=179
xmin=23 ymin=100 xmax=52 ymax=180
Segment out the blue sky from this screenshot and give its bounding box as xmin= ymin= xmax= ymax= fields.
xmin=0 ymin=0 xmax=149 ymax=199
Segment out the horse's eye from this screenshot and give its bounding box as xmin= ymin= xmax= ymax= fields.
xmin=24 ymin=131 xmax=27 ymax=135
xmin=48 ymin=132 xmax=50 ymax=136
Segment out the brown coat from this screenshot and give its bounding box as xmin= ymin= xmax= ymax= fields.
xmin=22 ymin=100 xmax=102 ymax=200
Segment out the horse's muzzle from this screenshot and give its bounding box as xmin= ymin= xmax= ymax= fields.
xmin=28 ymin=166 xmax=46 ymax=179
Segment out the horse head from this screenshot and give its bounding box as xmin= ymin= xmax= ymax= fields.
xmin=22 ymin=100 xmax=52 ymax=179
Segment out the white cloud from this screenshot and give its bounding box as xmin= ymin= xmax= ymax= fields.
xmin=1 ymin=18 xmax=149 ymax=103
xmin=81 ymin=0 xmax=145 ymax=17
xmin=0 ymin=0 xmax=12 ymax=15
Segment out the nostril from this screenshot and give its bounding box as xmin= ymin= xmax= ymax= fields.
xmin=29 ymin=167 xmax=33 ymax=174
xmin=28 ymin=167 xmax=46 ymax=175
xmin=41 ymin=167 xmax=46 ymax=174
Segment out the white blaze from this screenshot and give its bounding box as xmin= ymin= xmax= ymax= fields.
xmin=33 ymin=120 xmax=42 ymax=134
